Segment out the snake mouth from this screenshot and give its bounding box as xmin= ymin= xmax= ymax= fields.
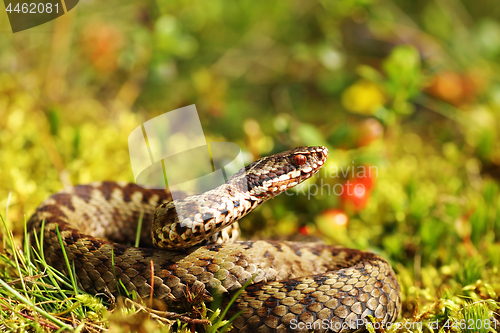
xmin=298 ymin=168 xmax=319 ymax=182
xmin=300 ymin=170 xmax=314 ymax=176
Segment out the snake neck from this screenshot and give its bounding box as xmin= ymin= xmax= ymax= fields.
xmin=151 ymin=146 xmax=328 ymax=250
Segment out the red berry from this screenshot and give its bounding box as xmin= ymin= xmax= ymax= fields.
xmin=340 ymin=179 xmax=371 ymax=212
xmin=355 ymin=166 xmax=377 ymax=191
xmin=356 ymin=119 xmax=384 ymax=147
xmin=298 ymin=225 xmax=311 ymax=236
xmin=320 ymin=209 xmax=349 ymax=227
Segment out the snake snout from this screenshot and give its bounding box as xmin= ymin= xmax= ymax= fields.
xmin=314 ymin=146 xmax=329 ymax=164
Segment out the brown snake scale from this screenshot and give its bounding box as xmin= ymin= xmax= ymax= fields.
xmin=27 ymin=146 xmax=401 ymax=332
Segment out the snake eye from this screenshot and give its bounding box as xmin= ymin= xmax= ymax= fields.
xmin=294 ymin=154 xmax=307 ymax=165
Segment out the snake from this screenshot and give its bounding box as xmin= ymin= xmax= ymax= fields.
xmin=27 ymin=146 xmax=401 ymax=332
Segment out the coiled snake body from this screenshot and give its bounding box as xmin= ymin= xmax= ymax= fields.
xmin=28 ymin=146 xmax=401 ymax=332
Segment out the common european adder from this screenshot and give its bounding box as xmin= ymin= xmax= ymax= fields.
xmin=27 ymin=146 xmax=401 ymax=332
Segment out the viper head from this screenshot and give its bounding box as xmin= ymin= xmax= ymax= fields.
xmin=241 ymin=146 xmax=329 ymax=198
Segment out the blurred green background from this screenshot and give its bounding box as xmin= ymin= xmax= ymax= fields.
xmin=2 ymin=0 xmax=500 ymax=326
